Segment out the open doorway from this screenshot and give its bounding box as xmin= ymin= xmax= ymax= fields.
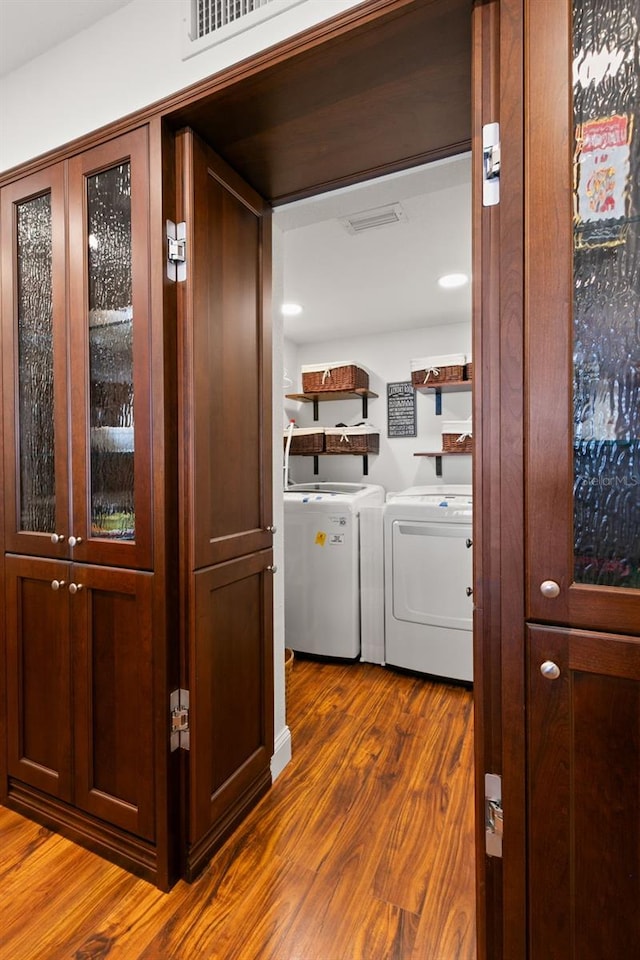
xmin=270 ymin=154 xmax=476 ymax=955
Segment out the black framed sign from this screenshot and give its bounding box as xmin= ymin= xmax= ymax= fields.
xmin=387 ymin=381 xmax=417 ymax=437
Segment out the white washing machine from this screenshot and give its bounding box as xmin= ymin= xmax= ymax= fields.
xmin=284 ymin=482 xmax=385 ymax=658
xmin=384 ymin=485 xmax=473 ymax=681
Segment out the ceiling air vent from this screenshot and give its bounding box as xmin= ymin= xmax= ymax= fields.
xmin=184 ymin=0 xmax=306 ymax=57
xmin=340 ymin=203 xmax=408 ymax=235
xmin=195 ymin=0 xmax=274 ymax=38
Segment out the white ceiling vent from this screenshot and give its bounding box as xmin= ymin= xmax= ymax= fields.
xmin=196 ymin=0 xmax=273 ymax=38
xmin=339 ymin=203 xmax=408 ymax=235
xmin=184 ymin=0 xmax=306 ymax=58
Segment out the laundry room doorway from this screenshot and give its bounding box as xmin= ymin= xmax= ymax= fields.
xmin=164 ymin=0 xmax=503 ymax=951
xmin=272 ymin=155 xmax=477 ymax=954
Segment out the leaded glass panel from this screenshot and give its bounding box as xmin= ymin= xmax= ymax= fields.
xmin=87 ymin=163 xmax=135 ymax=541
xmin=16 ymin=193 xmax=55 ymax=533
xmin=572 ymin=0 xmax=640 ymax=588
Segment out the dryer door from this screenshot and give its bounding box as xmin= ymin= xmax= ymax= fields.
xmin=385 ymin=518 xmax=473 ymax=680
xmin=391 ymin=520 xmax=473 ymax=629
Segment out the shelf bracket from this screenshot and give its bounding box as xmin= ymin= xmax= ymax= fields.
xmin=312 ymin=399 xmax=319 ymax=421
xmin=362 ymin=455 xmax=369 ymax=476
xmin=434 ymin=388 xmax=442 ymax=416
xmin=434 ymin=455 xmax=442 ymax=477
xmin=362 ymin=396 xmax=368 ymax=419
xmin=313 ymin=455 xmax=319 ymax=475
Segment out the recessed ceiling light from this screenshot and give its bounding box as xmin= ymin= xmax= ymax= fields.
xmin=281 ymin=303 xmax=303 ymax=316
xmin=438 ymin=273 xmax=469 ymax=289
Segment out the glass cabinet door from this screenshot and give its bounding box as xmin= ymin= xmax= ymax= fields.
xmin=527 ymin=0 xmax=640 ymax=633
xmin=1 ymin=165 xmax=70 ymax=557
xmin=68 ymin=128 xmax=152 ymax=570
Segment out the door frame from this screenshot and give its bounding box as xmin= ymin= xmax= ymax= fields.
xmin=472 ymin=1 xmax=527 ymax=956
xmin=0 ymin=0 xmax=530 ymax=948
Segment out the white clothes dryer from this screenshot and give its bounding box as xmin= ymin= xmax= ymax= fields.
xmin=384 ymin=485 xmax=473 ymax=681
xmin=284 ymin=482 xmax=385 ymax=658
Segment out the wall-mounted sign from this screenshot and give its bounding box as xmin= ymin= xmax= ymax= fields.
xmin=387 ymin=381 xmax=417 ymax=437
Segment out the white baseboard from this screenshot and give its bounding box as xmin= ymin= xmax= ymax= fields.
xmin=270 ymin=725 xmax=292 ymax=781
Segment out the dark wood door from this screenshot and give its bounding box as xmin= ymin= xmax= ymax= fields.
xmin=177 ymin=128 xmax=273 ymax=571
xmin=188 ymin=551 xmax=274 ymax=878
xmin=4 ymin=556 xmax=155 ymax=839
xmin=1 ymin=165 xmax=71 ymax=560
xmin=5 ymin=555 xmax=73 ymax=801
xmin=67 ymin=128 xmax=153 ymax=571
xmin=176 ymin=128 xmax=274 ymax=878
xmin=525 ymin=0 xmax=640 ymax=635
xmin=71 ymin=562 xmax=155 ymax=839
xmin=521 ymin=1 xmax=640 ymax=957
xmin=528 ymin=624 xmax=640 ymax=957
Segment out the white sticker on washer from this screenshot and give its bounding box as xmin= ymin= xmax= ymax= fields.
xmin=329 ymin=515 xmax=348 ymax=527
xmin=329 ymin=534 xmax=345 ymax=546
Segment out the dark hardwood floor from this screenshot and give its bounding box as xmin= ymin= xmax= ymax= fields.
xmin=0 ymin=657 xmax=476 ymax=959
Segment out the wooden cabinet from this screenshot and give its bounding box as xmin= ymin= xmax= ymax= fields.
xmin=5 ymin=555 xmax=154 ymax=840
xmin=1 ymin=124 xmax=274 ymax=888
xmin=527 ymin=625 xmax=640 ymax=958
xmin=1 ymin=130 xmax=152 ymax=571
xmin=0 ymin=127 xmax=161 ymax=878
xmin=521 ymin=0 xmax=640 ymax=954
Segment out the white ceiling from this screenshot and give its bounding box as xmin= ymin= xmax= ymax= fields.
xmin=277 ymin=154 xmax=472 ymax=345
xmin=0 ymin=0 xmax=133 ymax=77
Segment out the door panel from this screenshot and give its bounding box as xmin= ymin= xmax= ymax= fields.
xmin=526 ymin=0 xmax=640 ymax=633
xmin=5 ymin=555 xmax=72 ymax=800
xmin=1 ymin=166 xmax=71 ymax=559
xmin=72 ymin=563 xmax=155 ymax=840
xmin=67 ymin=128 xmax=153 ymax=571
xmin=190 ymin=551 xmax=274 ymax=866
xmin=528 ymin=624 xmax=640 ymax=958
xmin=178 ymin=129 xmax=273 ymax=569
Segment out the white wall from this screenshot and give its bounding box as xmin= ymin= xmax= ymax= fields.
xmin=282 ymin=323 xmax=473 ymax=495
xmin=270 ymin=221 xmax=291 ymax=778
xmin=0 ymin=0 xmax=365 ymax=172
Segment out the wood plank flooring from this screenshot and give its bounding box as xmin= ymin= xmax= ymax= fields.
xmin=0 ymin=658 xmax=476 ymax=960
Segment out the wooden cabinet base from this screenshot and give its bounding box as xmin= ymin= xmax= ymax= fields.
xmin=184 ymin=766 xmax=271 ymax=882
xmin=5 ymin=780 xmax=167 ymax=889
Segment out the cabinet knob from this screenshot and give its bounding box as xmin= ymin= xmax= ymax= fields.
xmin=68 ymin=582 xmax=84 ymax=595
xmin=466 ymin=586 xmax=473 ymax=596
xmin=267 ymin=564 xmax=277 ymax=574
xmin=540 ymin=660 xmax=561 ymax=680
xmin=466 ymin=538 xmax=473 ymax=549
xmin=51 ymin=579 xmax=66 ymax=591
xmin=540 ymin=579 xmax=560 ymax=599
xmin=68 ymin=536 xmax=83 ymax=548
xmin=265 ymin=525 xmax=277 ymax=534
xmin=51 ymin=533 xmax=65 ymax=544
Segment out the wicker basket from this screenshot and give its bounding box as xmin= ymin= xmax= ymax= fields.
xmin=283 ymin=428 xmax=324 ymax=454
xmin=301 ymin=362 xmax=369 ymax=393
xmin=324 ymin=427 xmax=380 ymax=454
xmin=442 ymin=420 xmax=473 ymax=453
xmin=410 ymin=354 xmax=467 ymax=387
xmin=465 ymin=361 xmax=473 ymax=381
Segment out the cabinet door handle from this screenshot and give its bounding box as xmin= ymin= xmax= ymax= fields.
xmin=68 ymin=536 xmax=83 ymax=548
xmin=540 ymin=660 xmax=561 ymax=680
xmin=540 ymin=579 xmax=560 ymax=598
xmin=265 ymin=525 xmax=277 ymax=534
xmin=51 ymin=579 xmax=66 ymax=591
xmin=51 ymin=533 xmax=65 ymax=544
xmin=68 ymin=582 xmax=84 ymax=594
xmin=267 ymin=565 xmax=278 ymax=574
